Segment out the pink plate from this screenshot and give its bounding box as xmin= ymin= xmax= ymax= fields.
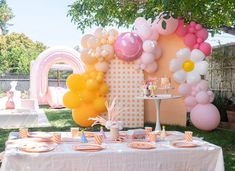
xmin=19 ymin=142 xmax=56 ymax=153
xmin=74 ymin=144 xmax=104 ymax=152
xmin=84 ymin=132 xmax=95 ymax=137
xmin=128 ymin=142 xmax=156 ymax=149
xmin=172 ymin=141 xmax=200 ymax=148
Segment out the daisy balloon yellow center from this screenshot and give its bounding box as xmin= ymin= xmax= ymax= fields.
xmin=183 ymin=60 xmax=194 ymax=72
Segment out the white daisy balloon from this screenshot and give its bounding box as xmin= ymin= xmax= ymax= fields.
xmin=169 ymin=48 xmax=209 ymax=85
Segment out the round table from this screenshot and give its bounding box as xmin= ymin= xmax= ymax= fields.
xmin=136 ymin=95 xmax=182 ymax=131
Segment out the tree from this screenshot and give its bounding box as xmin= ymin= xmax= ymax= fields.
xmin=0 ymin=0 xmax=14 ymax=35
xmin=68 ymin=0 xmax=235 ymax=32
xmin=0 ymin=33 xmax=46 ymax=74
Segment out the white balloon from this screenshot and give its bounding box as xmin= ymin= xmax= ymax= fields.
xmin=186 ymin=71 xmax=201 ymax=85
xmin=154 ymin=47 xmax=162 ymax=60
xmin=195 ymin=61 xmax=209 ymax=75
xmin=190 ymin=49 xmax=205 ymax=62
xmin=173 ymin=70 xmax=187 ymax=83
xmin=143 ymin=40 xmax=157 ymax=53
xmin=169 ymin=58 xmax=182 ymax=72
xmin=176 ymin=48 xmax=191 ymax=59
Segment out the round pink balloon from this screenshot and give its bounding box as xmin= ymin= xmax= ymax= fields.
xmin=195 ymin=91 xmax=210 ymax=104
xmin=144 ymin=62 xmax=157 ymax=73
xmin=199 ymin=42 xmax=212 ymax=56
xmin=140 ymin=52 xmax=155 ymax=65
xmin=154 ymin=47 xmax=162 ymax=60
xmin=114 ymin=32 xmax=143 ymax=61
xmin=184 ymin=33 xmax=197 ymax=48
xmin=196 ymin=28 xmax=208 ymax=41
xmin=184 ymin=96 xmax=197 ymax=107
xmin=178 ymin=83 xmax=192 ymax=96
xmin=195 ymin=24 xmax=202 ymax=31
xmin=136 ymin=25 xmax=152 ymax=41
xmin=155 ymin=15 xmax=178 ymax=35
xmin=190 ymin=104 xmax=220 ymax=131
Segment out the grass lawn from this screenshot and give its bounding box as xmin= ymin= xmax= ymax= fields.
xmin=0 ymin=108 xmax=235 ymax=170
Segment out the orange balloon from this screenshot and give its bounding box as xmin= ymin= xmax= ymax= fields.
xmin=66 ymin=74 xmax=85 ymax=92
xmin=99 ymin=83 xmax=109 ymax=95
xmin=93 ymin=97 xmax=107 ymax=112
xmin=72 ymin=103 xmax=99 ymax=127
xmin=80 ymin=90 xmax=94 ymax=103
xmin=86 ymin=79 xmax=99 ymax=91
xmin=63 ymin=91 xmax=81 ymax=109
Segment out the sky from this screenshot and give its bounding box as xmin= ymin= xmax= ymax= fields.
xmin=7 ymin=0 xmax=235 ymax=48
xmin=7 ymin=0 xmax=94 ymax=48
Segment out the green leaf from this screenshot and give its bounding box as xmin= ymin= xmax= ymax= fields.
xmin=162 ymin=20 xmax=167 ymax=30
xmin=163 ymin=14 xmax=170 ymax=19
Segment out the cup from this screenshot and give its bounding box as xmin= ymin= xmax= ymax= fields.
xmin=145 ymin=127 xmax=152 ymax=138
xmin=71 ymin=127 xmax=79 ymax=137
xmin=94 ymin=134 xmax=103 ymax=145
xmin=110 ymin=127 xmax=119 ymax=140
xmin=149 ymin=132 xmax=157 ymax=142
xmin=53 ymin=132 xmax=61 ymax=144
xmin=185 ymin=131 xmax=193 ymax=142
xmin=19 ymin=127 xmax=28 ymax=138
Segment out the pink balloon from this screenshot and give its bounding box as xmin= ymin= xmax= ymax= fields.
xmin=196 ymin=28 xmax=208 ymax=41
xmin=197 ymin=80 xmax=209 ymax=91
xmin=189 ymin=27 xmax=196 ymax=33
xmin=143 ymin=40 xmax=157 ymax=53
xmin=140 ymin=52 xmax=155 ymax=65
xmin=197 ymin=38 xmax=203 ymax=43
xmin=175 ymin=18 xmax=187 ymax=36
xmin=207 ymin=91 xmax=215 ymax=102
xmin=195 ymin=24 xmax=202 ymax=30
xmin=114 ymin=32 xmax=143 ymax=61
xmin=193 ymin=43 xmax=200 ymax=49
xmin=149 ymin=29 xmax=159 ymax=40
xmin=144 ymin=62 xmax=158 ymax=73
xmin=190 ymin=21 xmax=197 ymax=27
xmin=195 ymin=91 xmax=210 ymax=104
xmin=184 ymin=96 xmax=197 ymax=107
xmin=184 ymin=33 xmax=197 ymax=48
xmin=155 ymin=14 xmax=179 ymax=35
xmin=199 ymin=42 xmax=212 ymax=56
xmin=178 ymin=83 xmax=192 ymax=96
xmin=186 ymin=106 xmax=194 ymax=112
xmin=95 ymin=61 xmax=109 ymax=72
xmin=134 ymin=17 xmax=150 ymax=29
xmin=136 ymin=25 xmax=153 ymax=41
xmin=190 ymin=104 xmax=220 ymax=131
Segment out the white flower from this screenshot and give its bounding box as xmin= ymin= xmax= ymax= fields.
xmin=169 ymin=48 xmax=208 ymax=85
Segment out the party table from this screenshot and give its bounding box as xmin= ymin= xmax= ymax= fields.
xmin=136 ymin=95 xmax=181 ymax=131
xmin=1 ymin=131 xmax=224 ymax=171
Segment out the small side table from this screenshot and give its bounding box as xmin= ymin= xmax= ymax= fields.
xmin=136 ymin=95 xmax=181 ymax=131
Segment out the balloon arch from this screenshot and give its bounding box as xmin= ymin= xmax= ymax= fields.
xmin=63 ymin=13 xmax=220 ymax=131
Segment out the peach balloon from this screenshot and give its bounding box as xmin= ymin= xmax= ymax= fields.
xmin=81 ymin=34 xmax=93 ymax=48
xmin=95 ymin=61 xmax=109 ymax=72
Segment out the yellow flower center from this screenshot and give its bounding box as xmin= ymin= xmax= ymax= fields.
xmin=183 ymin=60 xmax=194 ymax=72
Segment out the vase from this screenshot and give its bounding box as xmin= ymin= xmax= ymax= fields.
xmin=110 ymin=127 xmax=119 ymax=140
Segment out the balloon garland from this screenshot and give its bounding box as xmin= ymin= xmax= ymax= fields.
xmin=63 ymin=12 xmax=219 ymax=130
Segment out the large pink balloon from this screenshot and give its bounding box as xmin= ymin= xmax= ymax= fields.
xmin=195 ymin=91 xmax=210 ymax=104
xmin=190 ymin=104 xmax=220 ymax=131
xmin=114 ymin=32 xmax=143 ymax=61
xmin=154 ymin=14 xmax=178 ymax=35
xmin=178 ymin=83 xmax=192 ymax=96
xmin=199 ymin=42 xmax=212 ymax=56
xmin=184 ymin=33 xmax=197 ymax=48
